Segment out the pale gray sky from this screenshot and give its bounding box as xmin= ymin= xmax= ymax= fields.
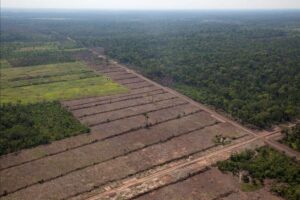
xmin=2 ymin=0 xmax=300 ymax=10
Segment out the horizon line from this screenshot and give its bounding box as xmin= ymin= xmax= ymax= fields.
xmin=2 ymin=7 xmax=300 ymax=11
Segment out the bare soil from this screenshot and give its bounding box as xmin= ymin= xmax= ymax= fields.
xmin=0 ymin=50 xmax=282 ymax=200
xmin=135 ymin=168 xmax=282 ymax=200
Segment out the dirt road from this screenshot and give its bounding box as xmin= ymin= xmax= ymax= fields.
xmin=85 ymin=128 xmax=277 ymax=200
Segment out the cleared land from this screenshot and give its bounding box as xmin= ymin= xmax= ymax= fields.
xmin=134 ymin=168 xmax=282 ymax=200
xmin=0 ymin=50 xmax=291 ymax=200
xmin=2 ymin=11 xmax=299 ymax=200
xmin=0 ymin=53 xmax=266 ymax=200
xmin=0 ymin=62 xmax=127 ymax=104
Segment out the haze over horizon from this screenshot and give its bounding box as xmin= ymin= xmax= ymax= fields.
xmin=2 ymin=0 xmax=300 ymax=10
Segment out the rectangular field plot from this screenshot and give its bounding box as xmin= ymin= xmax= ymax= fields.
xmin=0 ymin=62 xmax=128 ymax=104
xmin=3 ymin=40 xmax=86 ymax=67
xmin=0 ymin=62 xmax=93 ymax=87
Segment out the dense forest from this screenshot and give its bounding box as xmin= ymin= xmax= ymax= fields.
xmin=217 ymin=147 xmax=300 ymax=200
xmin=282 ymin=123 xmax=300 ymax=151
xmin=3 ymin=10 xmax=298 ymax=128
xmin=0 ymin=102 xmax=90 ymax=155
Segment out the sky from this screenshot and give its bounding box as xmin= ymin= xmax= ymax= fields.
xmin=2 ymin=0 xmax=300 ymax=10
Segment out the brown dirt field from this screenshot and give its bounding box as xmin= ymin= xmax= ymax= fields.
xmin=223 ymin=191 xmax=283 ymax=200
xmin=1 ymin=122 xmax=249 ymax=200
xmin=72 ymin=92 xmax=177 ymax=118
xmin=122 ymin=80 xmax=147 ymax=86
xmin=101 ymin=71 xmax=133 ymax=77
xmin=0 ymin=111 xmax=219 ymax=195
xmin=116 ymin=77 xmax=145 ymax=84
xmin=124 ymin=82 xmax=153 ymax=90
xmin=125 ymin=82 xmax=152 ymax=90
xmin=97 ymin=69 xmax=127 ymax=74
xmin=134 ymin=168 xmax=282 ymax=200
xmin=90 ymin=103 xmax=201 ymax=133
xmin=69 ymin=89 xmax=165 ymax=111
xmin=0 ymin=99 xmax=197 ymax=171
xmin=80 ymin=98 xmax=188 ymax=126
xmin=62 ymin=86 xmax=160 ymax=108
xmin=109 ymin=73 xmax=138 ymax=81
xmin=0 ymin=101 xmax=200 ymax=170
xmin=95 ymin=65 xmax=123 ymax=71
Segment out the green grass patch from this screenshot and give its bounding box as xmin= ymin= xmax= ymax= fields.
xmin=1 ymin=77 xmax=127 ymax=104
xmin=0 ymin=62 xmax=93 ymax=86
xmin=0 ymin=102 xmax=90 ymax=155
xmin=0 ymin=62 xmax=128 ymax=104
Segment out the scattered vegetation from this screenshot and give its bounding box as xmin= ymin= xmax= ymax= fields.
xmin=240 ymin=181 xmax=263 ymax=192
xmin=217 ymin=147 xmax=300 ymax=200
xmin=281 ymin=123 xmax=300 ymax=151
xmin=0 ymin=102 xmax=90 ymax=155
xmin=212 ymin=134 xmax=232 ymax=145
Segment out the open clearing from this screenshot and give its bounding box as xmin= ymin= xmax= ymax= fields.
xmin=0 ymin=62 xmax=127 ymax=104
xmin=0 ymin=50 xmax=284 ymax=200
xmin=133 ymin=167 xmax=282 ymax=200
